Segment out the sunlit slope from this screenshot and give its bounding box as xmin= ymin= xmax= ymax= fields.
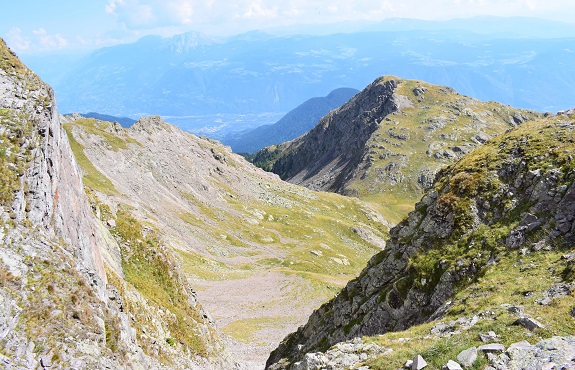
xmin=255 ymin=76 xmax=543 ymax=221
xmin=267 ymin=112 xmax=575 ymax=368
xmin=64 ymin=115 xmax=390 ymax=364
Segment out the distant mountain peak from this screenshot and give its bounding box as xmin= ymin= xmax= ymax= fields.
xmin=223 ymin=87 xmax=359 ymax=153
xmin=254 ymin=75 xmax=543 ymax=203
xmin=165 ymin=31 xmax=220 ymax=53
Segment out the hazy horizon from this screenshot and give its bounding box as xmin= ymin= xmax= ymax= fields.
xmin=2 ymin=0 xmax=575 ymax=56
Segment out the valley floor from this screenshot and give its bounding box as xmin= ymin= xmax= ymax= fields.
xmin=194 ymin=271 xmax=345 ymax=367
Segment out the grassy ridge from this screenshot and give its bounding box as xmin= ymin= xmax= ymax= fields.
xmin=266 ymin=113 xmax=575 ymax=368
xmin=322 ymin=115 xmax=575 ymax=369
xmin=64 ymin=123 xmax=119 ymax=195
xmin=112 ymin=208 xmax=212 ymax=357
xmin=254 ymin=77 xmax=542 ymax=223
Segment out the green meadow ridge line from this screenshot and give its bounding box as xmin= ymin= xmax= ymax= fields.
xmin=254 ymin=75 xmax=542 ymax=207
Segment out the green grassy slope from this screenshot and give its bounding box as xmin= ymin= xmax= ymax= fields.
xmin=267 ymin=112 xmax=575 ymax=368
xmin=64 ymin=116 xmax=390 ymax=357
xmin=254 ymin=76 xmax=543 ymax=222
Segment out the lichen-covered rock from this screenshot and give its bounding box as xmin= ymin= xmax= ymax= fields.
xmin=271 ymin=337 xmax=389 ymax=370
xmin=456 ymin=347 xmax=477 ymax=368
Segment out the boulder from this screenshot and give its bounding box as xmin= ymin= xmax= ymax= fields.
xmin=514 ymin=317 xmax=545 ymax=331
xmin=456 ymin=347 xmax=477 ymax=368
xmin=412 ymin=355 xmax=428 ymax=370
xmin=442 ymin=360 xmax=463 ymax=370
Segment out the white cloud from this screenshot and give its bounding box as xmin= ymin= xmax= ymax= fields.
xmin=105 ymin=0 xmax=200 ymax=29
xmin=239 ymin=1 xmax=278 ymax=20
xmin=96 ymin=0 xmax=561 ymax=52
xmin=6 ymin=28 xmax=31 ymax=51
xmin=32 ymin=28 xmax=68 ymax=49
xmin=5 ymin=0 xmax=573 ymax=55
xmin=100 ymin=0 xmax=575 ymax=37
xmin=6 ymin=27 xmax=68 ymax=53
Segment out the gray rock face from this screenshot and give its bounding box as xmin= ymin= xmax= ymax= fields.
xmin=0 ymin=40 xmax=106 ymax=293
xmin=269 ymin=77 xmax=402 ymax=193
xmin=487 ymin=337 xmax=575 ymax=370
xmin=0 ymin=39 xmax=230 ymax=369
xmin=266 ymin=116 xmax=575 ymax=368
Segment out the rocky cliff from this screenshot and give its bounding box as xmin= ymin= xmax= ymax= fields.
xmin=266 ymin=111 xmax=575 ymax=368
xmin=0 ymin=39 xmax=228 ymax=369
xmin=254 ymin=76 xmax=543 ymax=208
xmin=0 ymin=38 xmax=106 ymax=289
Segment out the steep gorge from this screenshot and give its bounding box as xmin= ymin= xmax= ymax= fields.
xmin=62 ymin=113 xmax=390 ymax=367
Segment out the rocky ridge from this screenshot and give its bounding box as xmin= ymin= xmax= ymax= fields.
xmin=0 ymin=39 xmax=229 ymax=369
xmin=266 ymin=112 xmax=575 ymax=368
xmin=254 ymin=76 xmax=543 ymax=210
xmin=63 ymin=113 xmax=390 ymax=367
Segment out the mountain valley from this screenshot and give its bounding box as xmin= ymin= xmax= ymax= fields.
xmin=1 ymin=31 xmax=575 ymax=370
xmin=62 ymin=113 xmax=389 ymax=367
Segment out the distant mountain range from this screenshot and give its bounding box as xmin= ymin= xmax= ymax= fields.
xmin=222 ymin=87 xmax=359 ymax=153
xmin=21 ymin=17 xmax=575 ymax=138
xmin=64 ymin=112 xmax=136 ymax=128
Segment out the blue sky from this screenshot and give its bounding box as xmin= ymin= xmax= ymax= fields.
xmin=2 ymin=0 xmax=575 ymax=55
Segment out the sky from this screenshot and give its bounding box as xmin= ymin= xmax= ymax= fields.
xmin=2 ymin=0 xmax=575 ymax=55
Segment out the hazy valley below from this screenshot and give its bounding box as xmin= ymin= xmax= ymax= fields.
xmin=20 ymin=17 xmax=575 ymax=142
